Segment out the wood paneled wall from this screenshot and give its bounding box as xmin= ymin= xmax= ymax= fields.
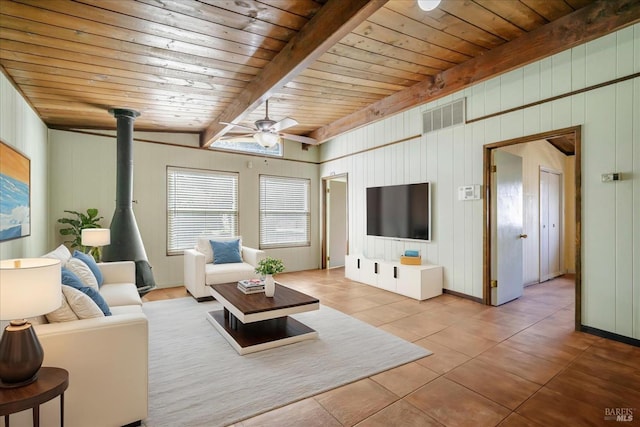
xmin=320 ymin=24 xmax=640 ymax=340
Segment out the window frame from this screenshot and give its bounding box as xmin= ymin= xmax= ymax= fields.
xmin=259 ymin=174 xmax=311 ymax=250
xmin=209 ymin=138 xmax=284 ymax=157
xmin=166 ymin=166 xmax=239 ymax=256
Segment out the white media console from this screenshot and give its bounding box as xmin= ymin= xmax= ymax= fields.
xmin=344 ymin=255 xmax=443 ymax=300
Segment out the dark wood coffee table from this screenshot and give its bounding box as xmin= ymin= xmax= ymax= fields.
xmin=207 ymin=282 xmax=320 ymax=355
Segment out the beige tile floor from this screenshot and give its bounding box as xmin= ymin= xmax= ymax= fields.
xmin=144 ymin=269 xmax=640 ymax=426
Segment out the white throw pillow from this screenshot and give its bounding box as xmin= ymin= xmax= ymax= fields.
xmin=62 ymin=285 xmax=104 ymax=319
xmin=42 ymin=244 xmax=72 ymax=266
xmin=196 ymin=235 xmax=242 ymax=264
xmin=46 ymin=288 xmax=80 ymax=323
xmin=66 ymin=257 xmax=99 ymax=291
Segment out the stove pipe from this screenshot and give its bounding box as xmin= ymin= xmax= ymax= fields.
xmin=102 ymin=108 xmax=155 ymax=294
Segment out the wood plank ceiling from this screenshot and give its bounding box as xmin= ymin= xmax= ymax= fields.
xmin=1 ymin=0 xmax=638 ymax=147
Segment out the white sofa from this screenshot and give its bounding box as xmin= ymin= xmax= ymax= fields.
xmin=184 ymin=237 xmax=266 ymax=301
xmin=11 ymin=261 xmax=148 ymax=427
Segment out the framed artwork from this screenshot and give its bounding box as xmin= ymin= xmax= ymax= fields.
xmin=0 ymin=140 xmax=31 ymax=241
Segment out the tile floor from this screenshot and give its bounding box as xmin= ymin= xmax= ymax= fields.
xmin=143 ymin=269 xmax=640 ymax=426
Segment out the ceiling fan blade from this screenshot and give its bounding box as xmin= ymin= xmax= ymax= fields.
xmin=271 ymin=117 xmax=298 ymax=132
xmin=280 ymin=133 xmax=318 ymax=145
xmin=219 ymin=121 xmax=256 ymax=132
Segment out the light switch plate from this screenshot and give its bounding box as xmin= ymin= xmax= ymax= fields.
xmin=601 ymin=173 xmax=620 ymax=182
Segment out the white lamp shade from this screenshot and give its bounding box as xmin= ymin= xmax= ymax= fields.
xmin=82 ymin=228 xmax=111 ymax=246
xmin=0 ymin=258 xmax=62 ymax=320
xmin=253 ymin=132 xmax=280 ymax=148
xmin=417 ymin=0 xmax=441 ymax=11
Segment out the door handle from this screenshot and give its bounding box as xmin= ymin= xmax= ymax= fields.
xmin=519 ymin=234 xmax=528 ymax=239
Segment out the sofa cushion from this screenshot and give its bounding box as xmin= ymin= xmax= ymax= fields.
xmin=42 ymin=244 xmax=72 ymax=266
xmin=66 ymin=257 xmax=99 ymax=290
xmin=48 ymin=285 xmax=104 ymax=321
xmin=204 ymin=261 xmax=256 ymax=285
xmin=72 ymin=250 xmax=104 ymax=286
xmin=210 ymin=239 xmax=242 ymax=264
xmin=61 ymin=268 xmax=112 ymax=316
xmin=196 ymin=235 xmax=242 ymax=264
xmin=64 ymin=285 xmax=104 ymax=319
xmin=100 ymin=283 xmax=143 ymax=307
xmin=46 ymin=286 xmax=79 ymax=323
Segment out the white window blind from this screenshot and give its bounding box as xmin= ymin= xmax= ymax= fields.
xmin=259 ymin=175 xmax=310 ymax=249
xmin=167 ymin=167 xmax=238 ymax=255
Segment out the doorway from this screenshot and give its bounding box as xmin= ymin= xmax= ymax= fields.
xmin=322 ymin=174 xmax=348 ymax=269
xmin=484 ymin=126 xmax=582 ymax=329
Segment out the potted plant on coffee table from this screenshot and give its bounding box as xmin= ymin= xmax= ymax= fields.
xmin=255 ymin=257 xmax=285 ymax=297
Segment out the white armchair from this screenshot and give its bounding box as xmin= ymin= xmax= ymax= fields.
xmin=184 ymin=237 xmax=266 ymax=301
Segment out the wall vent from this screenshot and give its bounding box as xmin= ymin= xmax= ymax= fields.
xmin=423 ymin=98 xmax=466 ymax=134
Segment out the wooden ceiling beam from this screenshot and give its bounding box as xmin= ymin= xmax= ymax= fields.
xmin=310 ymin=0 xmax=640 ymax=143
xmin=200 ymin=0 xmax=388 ymax=148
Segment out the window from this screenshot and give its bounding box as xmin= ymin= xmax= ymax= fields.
xmin=209 ymin=138 xmax=283 ymax=157
xmin=259 ymin=175 xmax=310 ymax=249
xmin=167 ymin=167 xmax=238 ymax=255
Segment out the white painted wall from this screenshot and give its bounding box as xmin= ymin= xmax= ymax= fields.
xmin=0 ymin=71 xmax=49 ymax=259
xmin=320 ymin=24 xmax=640 ymax=340
xmin=48 ymin=130 xmax=321 ymax=287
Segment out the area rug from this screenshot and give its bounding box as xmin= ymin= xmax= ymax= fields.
xmin=143 ymin=297 xmax=431 ymax=427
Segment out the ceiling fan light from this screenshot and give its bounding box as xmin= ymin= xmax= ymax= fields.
xmin=417 ymin=0 xmax=441 ymax=11
xmin=254 ymin=132 xmax=280 ymax=148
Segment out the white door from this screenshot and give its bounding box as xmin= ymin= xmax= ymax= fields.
xmin=540 ymin=170 xmax=562 ymax=281
xmin=491 ymin=150 xmax=525 ymax=306
xmin=328 ymin=180 xmax=347 ymax=268
xmin=540 ymin=171 xmax=550 ymax=281
xmin=548 ymin=172 xmax=561 ymax=277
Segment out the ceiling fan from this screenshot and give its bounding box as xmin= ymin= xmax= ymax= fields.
xmin=220 ymin=100 xmax=318 ymax=147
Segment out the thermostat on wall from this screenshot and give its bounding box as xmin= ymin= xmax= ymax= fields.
xmin=458 ymin=185 xmax=481 ymax=201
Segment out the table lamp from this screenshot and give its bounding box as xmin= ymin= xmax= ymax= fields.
xmin=81 ymin=228 xmax=111 ymax=261
xmin=0 ymin=258 xmax=61 ymax=388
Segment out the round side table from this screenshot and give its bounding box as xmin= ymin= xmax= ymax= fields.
xmin=0 ymin=367 xmax=69 ymax=427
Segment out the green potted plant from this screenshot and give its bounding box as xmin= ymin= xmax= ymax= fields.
xmin=57 ymin=208 xmax=104 ymax=259
xmin=255 ymin=257 xmax=285 ymax=297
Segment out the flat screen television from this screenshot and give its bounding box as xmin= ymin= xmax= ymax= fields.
xmin=366 ymin=182 xmax=431 ymax=241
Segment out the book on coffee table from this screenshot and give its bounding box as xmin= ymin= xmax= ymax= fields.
xmin=237 ymin=279 xmax=265 ymax=294
xmin=238 ymin=279 xmax=265 ymax=288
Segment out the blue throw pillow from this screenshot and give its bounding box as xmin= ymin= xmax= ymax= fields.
xmin=210 ymin=239 xmax=242 ymax=264
xmin=61 ymin=268 xmax=111 ymax=316
xmin=73 ymin=250 xmax=104 ymax=287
